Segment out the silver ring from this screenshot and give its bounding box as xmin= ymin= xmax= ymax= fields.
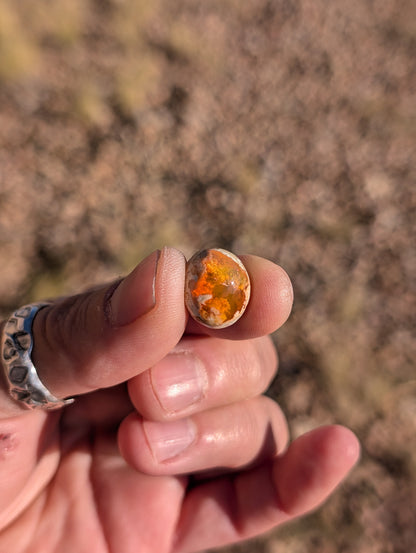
xmin=1 ymin=303 xmax=74 ymax=410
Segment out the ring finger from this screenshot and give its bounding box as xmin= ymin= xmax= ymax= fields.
xmin=118 ymin=395 xmax=289 ymax=475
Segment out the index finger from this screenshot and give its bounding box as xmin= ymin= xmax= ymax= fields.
xmin=185 ymin=255 xmax=293 ymax=340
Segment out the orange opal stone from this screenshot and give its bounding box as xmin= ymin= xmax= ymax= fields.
xmin=185 ymin=249 xmax=251 ymax=329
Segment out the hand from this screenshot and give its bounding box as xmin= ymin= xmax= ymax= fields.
xmin=0 ymin=248 xmax=359 ymax=553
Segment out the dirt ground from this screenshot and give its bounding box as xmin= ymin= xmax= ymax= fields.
xmin=0 ymin=1 xmax=415 ymax=552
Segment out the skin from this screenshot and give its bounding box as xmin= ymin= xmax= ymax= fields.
xmin=0 ymin=247 xmax=360 ymax=553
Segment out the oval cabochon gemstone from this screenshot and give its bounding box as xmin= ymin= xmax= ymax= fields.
xmin=185 ymin=249 xmax=251 ymax=329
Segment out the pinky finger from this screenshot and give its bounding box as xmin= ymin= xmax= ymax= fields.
xmin=173 ymin=425 xmax=360 ymax=553
xmin=272 ymin=424 xmax=360 ymax=516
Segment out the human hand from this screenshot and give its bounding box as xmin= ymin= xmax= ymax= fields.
xmin=0 ymin=248 xmax=359 ymax=553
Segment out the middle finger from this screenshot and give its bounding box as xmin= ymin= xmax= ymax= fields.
xmin=128 ymin=335 xmax=278 ymax=421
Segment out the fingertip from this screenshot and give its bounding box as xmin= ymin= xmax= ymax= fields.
xmin=110 ymin=246 xmax=187 ymax=327
xmin=107 ymin=249 xmax=161 ymax=327
xmin=273 ymin=425 xmax=360 ymax=517
xmin=156 ymin=246 xmax=188 ymax=309
xmin=329 ymin=424 xmax=361 ymax=466
xmin=249 ymin=258 xmax=293 ymax=327
xmin=185 ymin=255 xmax=294 ymax=339
xmin=232 ymin=255 xmax=294 ymax=337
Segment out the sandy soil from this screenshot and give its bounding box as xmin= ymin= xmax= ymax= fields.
xmin=0 ymin=1 xmax=415 ymax=551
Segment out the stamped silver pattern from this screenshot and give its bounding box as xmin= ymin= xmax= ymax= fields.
xmin=1 ymin=303 xmax=74 ymax=409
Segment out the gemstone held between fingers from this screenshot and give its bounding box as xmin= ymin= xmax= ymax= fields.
xmin=185 ymin=249 xmax=251 ymax=329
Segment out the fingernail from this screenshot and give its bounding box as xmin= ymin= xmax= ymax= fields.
xmin=143 ymin=418 xmax=196 ymax=462
xmin=151 ymin=353 xmax=207 ymax=413
xmin=106 ymin=250 xmax=160 ymax=327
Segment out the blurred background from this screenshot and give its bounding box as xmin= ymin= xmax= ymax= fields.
xmin=0 ymin=0 xmax=415 ymax=551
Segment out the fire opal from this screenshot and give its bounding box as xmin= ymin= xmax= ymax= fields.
xmin=185 ymin=248 xmax=251 ymax=329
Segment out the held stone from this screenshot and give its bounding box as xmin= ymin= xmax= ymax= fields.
xmin=185 ymin=249 xmax=251 ymax=329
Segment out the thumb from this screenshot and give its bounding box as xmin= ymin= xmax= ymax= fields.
xmin=1 ymin=247 xmax=187 ymax=411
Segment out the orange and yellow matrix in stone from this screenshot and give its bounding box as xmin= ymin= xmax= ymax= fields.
xmin=185 ymin=249 xmax=251 ymax=329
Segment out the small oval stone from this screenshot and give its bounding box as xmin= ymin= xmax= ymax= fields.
xmin=185 ymin=248 xmax=251 ymax=329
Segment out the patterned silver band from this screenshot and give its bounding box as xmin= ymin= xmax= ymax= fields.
xmin=1 ymin=303 xmax=74 ymax=410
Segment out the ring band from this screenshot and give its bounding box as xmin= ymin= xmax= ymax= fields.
xmin=1 ymin=303 xmax=74 ymax=410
